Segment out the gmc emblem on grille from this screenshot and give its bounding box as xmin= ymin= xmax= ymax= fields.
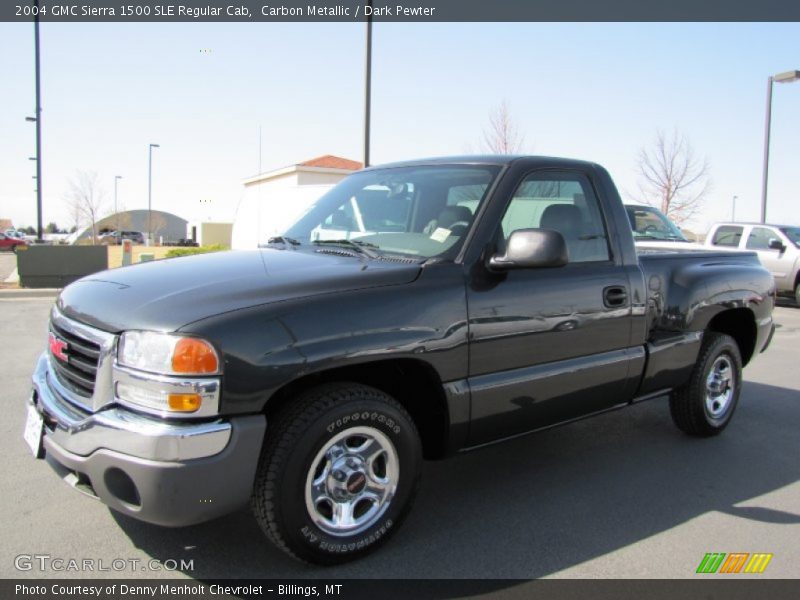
xmin=49 ymin=332 xmax=69 ymax=362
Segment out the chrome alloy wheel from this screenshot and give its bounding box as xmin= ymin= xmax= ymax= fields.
xmin=705 ymin=355 xmax=734 ymax=417
xmin=304 ymin=426 xmax=399 ymax=537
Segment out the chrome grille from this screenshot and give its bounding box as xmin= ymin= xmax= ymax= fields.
xmin=50 ymin=321 xmax=101 ymax=397
xmin=47 ymin=308 xmax=117 ymax=413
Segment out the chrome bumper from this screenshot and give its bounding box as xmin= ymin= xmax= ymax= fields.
xmin=31 ymin=353 xmax=231 ymax=461
xmin=30 ymin=352 xmax=267 ymax=527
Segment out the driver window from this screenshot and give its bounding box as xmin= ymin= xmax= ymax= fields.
xmin=500 ymin=172 xmax=610 ymax=263
xmin=746 ymin=227 xmax=775 ymax=250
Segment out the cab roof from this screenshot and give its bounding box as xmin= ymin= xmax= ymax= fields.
xmin=362 ymin=155 xmax=600 ymax=171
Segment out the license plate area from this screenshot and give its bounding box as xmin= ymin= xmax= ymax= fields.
xmin=24 ymin=402 xmax=45 ymax=459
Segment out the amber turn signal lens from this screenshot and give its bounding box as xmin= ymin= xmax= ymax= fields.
xmin=167 ymin=393 xmax=201 ymax=412
xmin=171 ymin=338 xmax=219 ymax=374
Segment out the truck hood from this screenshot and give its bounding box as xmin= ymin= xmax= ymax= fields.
xmin=57 ymin=249 xmax=421 ymax=332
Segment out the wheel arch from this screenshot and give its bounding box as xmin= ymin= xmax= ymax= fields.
xmin=705 ymin=307 xmax=757 ymax=366
xmin=263 ymin=358 xmax=451 ymax=460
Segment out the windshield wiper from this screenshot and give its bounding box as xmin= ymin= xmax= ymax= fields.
xmin=312 ymin=239 xmax=380 ymax=258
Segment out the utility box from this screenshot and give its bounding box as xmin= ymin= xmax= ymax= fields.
xmin=16 ymin=245 xmax=108 ymax=289
xmin=122 ymin=239 xmax=133 ymax=266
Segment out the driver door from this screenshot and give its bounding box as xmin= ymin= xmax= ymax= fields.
xmin=466 ymin=170 xmax=639 ymax=446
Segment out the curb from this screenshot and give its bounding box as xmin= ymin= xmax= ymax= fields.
xmin=0 ymin=288 xmax=61 ymax=299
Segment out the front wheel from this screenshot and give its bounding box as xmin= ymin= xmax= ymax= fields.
xmin=251 ymin=383 xmax=422 ymax=564
xmin=669 ymin=332 xmax=742 ymax=436
xmin=795 ymin=282 xmax=800 ymax=307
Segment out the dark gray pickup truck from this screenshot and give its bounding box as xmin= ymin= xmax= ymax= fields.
xmin=25 ymin=156 xmax=775 ymax=564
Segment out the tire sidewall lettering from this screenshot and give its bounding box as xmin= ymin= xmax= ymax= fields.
xmin=301 ymin=519 xmax=394 ymax=553
xmin=326 ymin=410 xmax=401 ymax=435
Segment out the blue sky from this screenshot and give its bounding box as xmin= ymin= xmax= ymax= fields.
xmin=1 ymin=22 xmax=798 ymax=233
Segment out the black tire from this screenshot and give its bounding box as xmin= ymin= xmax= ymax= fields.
xmin=669 ymin=332 xmax=742 ymax=437
xmin=795 ymin=282 xmax=800 ymax=307
xmin=11 ymin=245 xmax=18 ymax=254
xmin=251 ymin=382 xmax=422 ymax=565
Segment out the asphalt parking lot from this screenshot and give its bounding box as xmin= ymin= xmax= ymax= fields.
xmin=1 ymin=294 xmax=798 ymax=580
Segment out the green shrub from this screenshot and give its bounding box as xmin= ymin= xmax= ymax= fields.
xmin=165 ymin=244 xmax=229 ymax=259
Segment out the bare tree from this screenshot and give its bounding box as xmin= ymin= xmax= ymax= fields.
xmin=636 ymin=129 xmax=711 ymax=224
xmin=69 ymin=193 xmax=83 ymax=233
xmin=65 ymin=171 xmax=106 ymax=244
xmin=481 ymin=99 xmax=525 ymax=154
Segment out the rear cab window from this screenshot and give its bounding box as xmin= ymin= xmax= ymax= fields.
xmin=711 ymin=226 xmax=743 ymax=247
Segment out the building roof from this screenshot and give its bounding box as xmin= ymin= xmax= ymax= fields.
xmin=299 ymin=155 xmax=363 ymax=170
xmin=243 ymin=154 xmax=363 ymax=186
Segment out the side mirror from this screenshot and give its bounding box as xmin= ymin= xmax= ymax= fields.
xmin=768 ymin=238 xmax=785 ymax=252
xmin=488 ymin=228 xmax=568 ymax=271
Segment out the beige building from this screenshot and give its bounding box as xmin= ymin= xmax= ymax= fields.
xmin=188 ymin=221 xmax=234 ymax=247
xmin=232 ymin=155 xmax=362 ymax=249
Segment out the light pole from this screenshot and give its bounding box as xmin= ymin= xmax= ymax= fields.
xmin=148 ymin=143 xmax=159 ymax=244
xmin=363 ymin=0 xmax=373 ymax=168
xmin=731 ymin=195 xmax=737 ymax=222
xmin=26 ymin=112 xmax=42 ymax=241
xmin=114 ymin=175 xmax=123 ymax=232
xmin=24 ymin=1 xmax=45 ymax=242
xmin=760 ymin=70 xmax=800 ymax=224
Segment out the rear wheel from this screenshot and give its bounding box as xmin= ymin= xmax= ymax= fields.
xmin=669 ymin=332 xmax=742 ymax=436
xmin=251 ymin=383 xmax=422 ymax=564
xmin=795 ymin=282 xmax=800 ymax=306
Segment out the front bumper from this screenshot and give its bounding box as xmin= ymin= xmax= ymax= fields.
xmin=30 ymin=353 xmax=266 ymax=527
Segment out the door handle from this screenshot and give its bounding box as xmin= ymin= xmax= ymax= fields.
xmin=603 ymin=286 xmax=628 ymax=308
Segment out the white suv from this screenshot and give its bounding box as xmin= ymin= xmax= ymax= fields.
xmin=706 ymin=222 xmax=800 ymax=304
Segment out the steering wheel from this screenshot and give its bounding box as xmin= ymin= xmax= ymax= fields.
xmin=643 ymin=224 xmax=658 ymax=233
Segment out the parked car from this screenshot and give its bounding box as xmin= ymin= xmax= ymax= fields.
xmin=706 ymin=222 xmax=800 ymax=304
xmin=26 ymin=156 xmax=775 ymax=565
xmin=624 ymin=204 xmax=703 ymax=250
xmin=0 ymin=231 xmax=28 ymax=252
xmin=100 ymin=230 xmax=146 ymax=245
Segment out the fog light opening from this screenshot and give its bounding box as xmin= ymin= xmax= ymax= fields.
xmin=104 ymin=467 xmax=141 ymax=507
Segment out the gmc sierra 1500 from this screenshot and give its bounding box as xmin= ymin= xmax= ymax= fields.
xmin=26 ymin=156 xmax=775 ymax=564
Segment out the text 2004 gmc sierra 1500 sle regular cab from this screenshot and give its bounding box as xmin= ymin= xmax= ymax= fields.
xmin=25 ymin=156 xmax=775 ymax=564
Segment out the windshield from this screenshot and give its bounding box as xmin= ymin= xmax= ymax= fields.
xmin=780 ymin=227 xmax=800 ymax=248
xmin=625 ymin=205 xmax=688 ymax=241
xmin=282 ymin=165 xmax=501 ymax=259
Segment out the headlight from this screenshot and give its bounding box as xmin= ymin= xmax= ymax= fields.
xmin=114 ymin=331 xmax=221 ymax=417
xmin=118 ymin=331 xmax=220 ymax=376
